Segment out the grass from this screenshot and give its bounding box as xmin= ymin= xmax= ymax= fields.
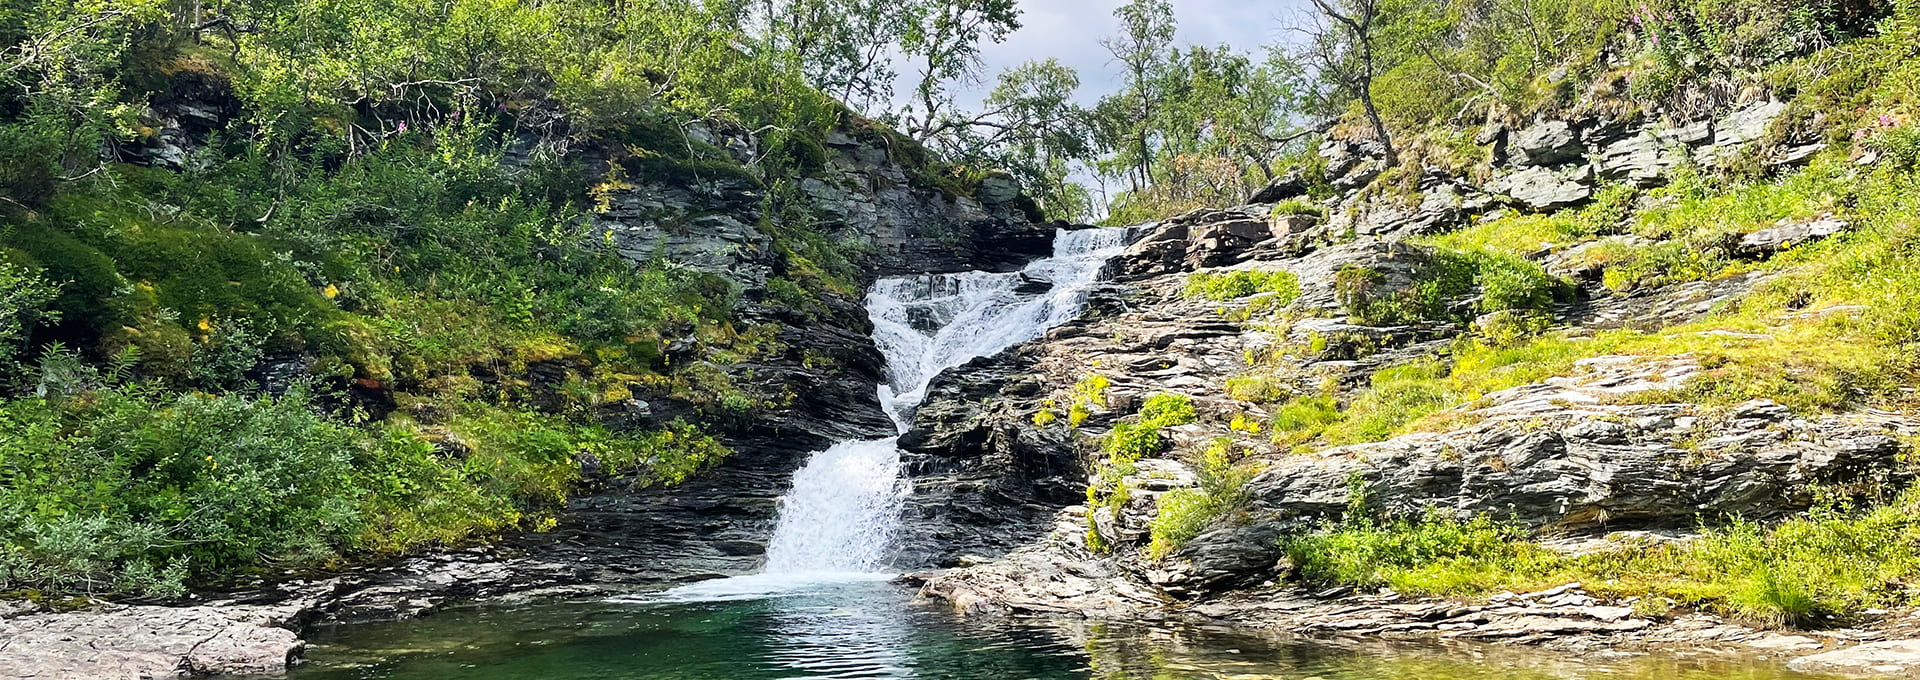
xmin=1285 ymin=489 xmax=1920 ymax=628
xmin=1183 ymin=269 xmax=1301 ymax=303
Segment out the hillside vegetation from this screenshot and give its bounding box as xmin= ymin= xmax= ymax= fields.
xmin=0 ymin=0 xmax=1017 ymax=597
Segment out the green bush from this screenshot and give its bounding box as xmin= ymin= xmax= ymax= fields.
xmin=1272 ymin=198 xmax=1325 ymax=217
xmin=1138 ymin=392 xmax=1198 ymax=428
xmin=1102 ymin=421 xmax=1166 ymax=459
xmin=0 ymin=385 xmax=366 ymax=595
xmin=0 ymin=372 xmax=729 ymax=596
xmin=1182 ymin=269 xmax=1302 ymax=302
xmin=1148 ymin=438 xmax=1254 ymax=558
xmin=1337 ymin=249 xmax=1564 ymax=325
xmin=0 ymin=262 xmax=58 ymax=367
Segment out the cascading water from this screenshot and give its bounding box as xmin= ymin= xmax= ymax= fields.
xmin=758 ymin=227 xmax=1128 ymax=575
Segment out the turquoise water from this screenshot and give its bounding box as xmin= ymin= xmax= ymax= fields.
xmin=285 ymin=577 xmax=1834 ymax=680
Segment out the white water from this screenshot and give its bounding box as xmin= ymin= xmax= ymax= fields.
xmin=646 ymin=227 xmax=1126 ymax=600
xmin=760 ymin=227 xmax=1126 ymax=574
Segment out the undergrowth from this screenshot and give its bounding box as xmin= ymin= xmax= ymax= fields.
xmin=1286 ymin=488 xmax=1920 ymax=628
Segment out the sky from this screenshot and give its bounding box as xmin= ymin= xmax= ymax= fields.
xmin=950 ymin=0 xmax=1313 ymax=108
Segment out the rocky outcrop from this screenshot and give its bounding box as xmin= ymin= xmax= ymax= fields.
xmin=595 ymin=124 xmax=1053 ymax=289
xmin=0 ymin=602 xmax=305 ymax=679
xmin=897 ymin=89 xmax=1919 ymax=659
xmin=1789 ymin=640 xmax=1920 ymax=676
xmin=894 ymin=345 xmax=1086 ymax=569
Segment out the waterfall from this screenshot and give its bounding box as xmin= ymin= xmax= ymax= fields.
xmin=759 ymin=227 xmax=1128 ymax=575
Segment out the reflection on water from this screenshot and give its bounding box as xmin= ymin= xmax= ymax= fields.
xmin=284 ymin=580 xmax=1836 ymax=680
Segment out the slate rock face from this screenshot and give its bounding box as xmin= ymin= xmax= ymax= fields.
xmin=1491 ymin=164 xmax=1595 ymax=209
xmin=1512 ymin=120 xmax=1585 ymax=167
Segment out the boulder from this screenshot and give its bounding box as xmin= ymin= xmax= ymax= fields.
xmin=1247 ymin=170 xmax=1309 ymax=204
xmin=974 ymin=175 xmax=1023 ymax=205
xmin=1184 ymin=218 xmax=1273 ymax=269
xmin=1490 ymin=165 xmax=1594 ymax=209
xmin=1512 ymin=120 xmax=1584 ymax=166
xmin=1739 ymin=215 xmax=1851 ymax=255
xmin=0 ymin=604 xmax=306 ymax=679
xmin=1595 ymin=127 xmax=1697 ymax=186
xmin=1714 ymin=100 xmax=1787 ymax=147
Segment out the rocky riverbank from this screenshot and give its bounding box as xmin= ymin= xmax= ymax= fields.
xmin=894 ymin=98 xmax=1920 ymax=676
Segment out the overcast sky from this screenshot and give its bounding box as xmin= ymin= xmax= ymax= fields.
xmin=950 ymin=0 xmax=1313 ymax=107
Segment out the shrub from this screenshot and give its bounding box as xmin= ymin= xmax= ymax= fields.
xmin=0 ymin=262 xmax=58 ymax=366
xmin=0 ymin=386 xmax=366 ymax=595
xmin=1138 ymin=392 xmax=1197 ymax=428
xmin=1337 ymin=250 xmax=1565 ymax=326
xmin=0 ymin=378 xmax=729 ymax=596
xmin=1102 ymin=421 xmax=1165 ymax=459
xmin=1272 ymin=198 xmax=1325 ymax=217
xmin=1183 ymin=269 xmax=1302 ymax=302
xmin=1148 ymin=438 xmax=1255 ymax=558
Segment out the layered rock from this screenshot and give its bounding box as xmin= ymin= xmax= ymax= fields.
xmin=899 ymin=115 xmax=1920 ymax=662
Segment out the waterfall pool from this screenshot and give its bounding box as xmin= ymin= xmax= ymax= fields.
xmin=283 ymin=578 xmax=1830 ymax=680
xmin=271 ymin=228 xmax=1836 ymax=680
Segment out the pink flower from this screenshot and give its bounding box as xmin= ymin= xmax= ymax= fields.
xmin=1880 ymin=114 xmax=1897 ymax=127
xmin=396 ymin=121 xmax=408 ymax=134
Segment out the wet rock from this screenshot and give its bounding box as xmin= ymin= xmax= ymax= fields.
xmin=1788 ymin=639 xmax=1920 ymax=676
xmin=895 ymin=344 xmax=1086 ymax=569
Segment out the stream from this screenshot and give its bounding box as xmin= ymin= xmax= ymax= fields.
xmin=281 ymin=229 xmax=1833 ymax=679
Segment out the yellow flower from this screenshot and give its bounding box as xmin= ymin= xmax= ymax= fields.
xmin=323 ymin=284 xmax=340 ymax=299
xmin=196 ymin=317 xmax=212 ymax=332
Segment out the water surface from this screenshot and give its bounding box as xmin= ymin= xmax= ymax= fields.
xmin=287 ymin=579 xmax=1834 ymax=680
